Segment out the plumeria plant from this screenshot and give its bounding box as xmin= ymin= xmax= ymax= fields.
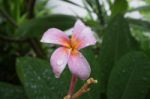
xmin=1 ymin=0 xmax=150 ymax=99
xmin=40 ymin=20 xmax=97 ymax=98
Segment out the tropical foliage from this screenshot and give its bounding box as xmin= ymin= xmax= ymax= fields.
xmin=0 ymin=0 xmax=150 ymax=99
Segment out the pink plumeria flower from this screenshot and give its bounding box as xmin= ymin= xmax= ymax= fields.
xmin=40 ymin=20 xmax=96 ymax=80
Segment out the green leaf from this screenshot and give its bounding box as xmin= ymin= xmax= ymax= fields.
xmin=127 ymin=18 xmax=150 ymax=31
xmin=111 ymin=0 xmax=128 ymax=16
xmin=128 ymin=21 xmax=150 ymax=57
xmin=146 ymin=0 xmax=150 ymax=4
xmin=128 ymin=5 xmax=150 ymax=12
xmin=15 ymin=14 xmax=76 ymax=38
xmin=108 ymin=51 xmax=150 ymax=99
xmin=99 ymin=15 xmax=138 ymax=94
xmin=0 ymin=82 xmax=27 ymax=99
xmin=63 ymin=0 xmax=85 ymax=9
xmin=80 ymin=47 xmax=101 ymax=99
xmin=16 ymin=57 xmax=69 ymax=99
xmin=10 ymin=0 xmax=20 ymax=22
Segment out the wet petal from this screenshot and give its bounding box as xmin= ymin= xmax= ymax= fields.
xmin=68 ymin=51 xmax=91 ymax=80
xmin=71 ymin=27 xmax=96 ymax=50
xmin=40 ymin=28 xmax=70 ymax=47
xmin=72 ymin=20 xmax=86 ymax=38
xmin=50 ymin=47 xmax=71 ymax=78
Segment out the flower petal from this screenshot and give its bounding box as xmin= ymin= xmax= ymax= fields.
xmin=50 ymin=47 xmax=71 ymax=78
xmin=68 ymin=51 xmax=91 ymax=80
xmin=71 ymin=27 xmax=96 ymax=50
xmin=72 ymin=20 xmax=86 ymax=38
xmin=40 ymin=28 xmax=70 ymax=47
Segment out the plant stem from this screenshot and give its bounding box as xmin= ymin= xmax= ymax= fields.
xmin=28 ymin=38 xmax=45 ymax=58
xmin=0 ymin=35 xmax=26 ymax=43
xmin=25 ymin=0 xmax=46 ymax=59
xmin=26 ymin=0 xmax=36 ymax=18
xmin=64 ymin=78 xmax=97 ymax=99
xmin=95 ymin=0 xmax=105 ymax=25
xmin=71 ymin=78 xmax=98 ymax=99
xmin=68 ymin=75 xmax=78 ymax=96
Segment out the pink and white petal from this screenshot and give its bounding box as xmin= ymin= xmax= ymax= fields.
xmin=40 ymin=28 xmax=70 ymax=47
xmin=72 ymin=20 xmax=86 ymax=38
xmin=76 ymin=27 xmax=96 ymax=50
xmin=50 ymin=47 xmax=71 ymax=78
xmin=68 ymin=51 xmax=91 ymax=80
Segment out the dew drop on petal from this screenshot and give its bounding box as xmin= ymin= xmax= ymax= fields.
xmin=79 ymin=54 xmax=82 ymax=58
xmin=56 ymin=60 xmax=64 ymax=65
xmin=86 ymin=43 xmax=90 ymax=46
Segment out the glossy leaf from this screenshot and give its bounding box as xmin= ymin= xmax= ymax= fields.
xmin=80 ymin=47 xmax=100 ymax=99
xmin=0 ymin=82 xmax=27 ymax=99
xmin=127 ymin=18 xmax=150 ymax=31
xmin=146 ymin=0 xmax=150 ymax=4
xmin=108 ymin=51 xmax=150 ymax=99
xmin=111 ymin=0 xmax=128 ymax=16
xmin=99 ymin=15 xmax=137 ymax=94
xmin=63 ymin=0 xmax=85 ymax=9
xmin=15 ymin=14 xmax=76 ymax=38
xmin=16 ymin=57 xmax=69 ymax=99
xmin=128 ymin=5 xmax=150 ymax=12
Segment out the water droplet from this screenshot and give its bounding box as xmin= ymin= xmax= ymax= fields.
xmin=79 ymin=54 xmax=83 ymax=58
xmin=142 ymin=77 xmax=148 ymax=80
xmin=57 ymin=60 xmax=63 ymax=65
xmin=141 ymin=90 xmax=145 ymax=94
xmin=122 ymin=70 xmax=126 ymax=73
xmin=76 ymin=63 xmax=80 ymax=67
xmin=86 ymin=43 xmax=90 ymax=46
xmin=47 ymin=77 xmax=50 ymax=80
xmin=51 ymin=87 xmax=55 ymax=90
xmin=37 ymin=76 xmax=41 ymax=80
xmin=31 ymin=85 xmax=37 ymax=89
xmin=95 ymin=55 xmax=98 ymax=58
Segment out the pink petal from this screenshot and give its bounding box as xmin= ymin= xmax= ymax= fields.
xmin=71 ymin=27 xmax=96 ymax=50
xmin=50 ymin=47 xmax=71 ymax=78
xmin=68 ymin=50 xmax=91 ymax=80
xmin=40 ymin=28 xmax=70 ymax=47
xmin=72 ymin=20 xmax=86 ymax=38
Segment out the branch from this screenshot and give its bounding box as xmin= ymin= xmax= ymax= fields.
xmin=64 ymin=78 xmax=98 ymax=99
xmin=95 ymin=0 xmax=105 ymax=25
xmin=27 ymin=38 xmax=45 ymax=58
xmin=25 ymin=0 xmax=45 ymax=58
xmin=27 ymin=0 xmax=36 ymax=18
xmin=72 ymin=78 xmax=97 ymax=99
xmin=0 ymin=35 xmax=26 ymax=43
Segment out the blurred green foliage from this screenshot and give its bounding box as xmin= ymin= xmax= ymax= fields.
xmin=0 ymin=0 xmax=150 ymax=99
xmin=108 ymin=51 xmax=150 ymax=99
